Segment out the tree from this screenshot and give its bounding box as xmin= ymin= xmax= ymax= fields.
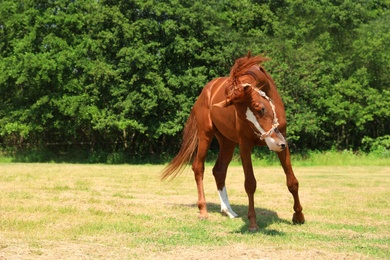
xmin=262 ymin=0 xmax=390 ymax=150
xmin=0 ymin=0 xmax=389 ymax=160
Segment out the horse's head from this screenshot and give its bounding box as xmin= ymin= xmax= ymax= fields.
xmin=215 ymin=83 xmax=286 ymax=152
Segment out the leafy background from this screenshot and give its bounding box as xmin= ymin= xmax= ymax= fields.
xmin=0 ymin=0 xmax=389 ymax=161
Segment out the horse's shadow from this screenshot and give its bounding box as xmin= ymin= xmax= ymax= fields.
xmin=181 ymin=202 xmax=290 ymax=236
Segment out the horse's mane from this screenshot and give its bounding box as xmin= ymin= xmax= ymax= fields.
xmin=229 ymin=52 xmax=269 ymax=87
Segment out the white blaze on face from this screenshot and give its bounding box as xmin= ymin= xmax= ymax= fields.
xmin=245 ymin=107 xmax=266 ymax=135
xmin=245 ymin=107 xmax=284 ymax=151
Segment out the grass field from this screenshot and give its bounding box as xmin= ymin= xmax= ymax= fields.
xmin=0 ymin=163 xmax=389 ymax=259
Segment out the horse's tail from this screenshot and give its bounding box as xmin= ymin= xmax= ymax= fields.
xmin=161 ymin=111 xmax=198 ymax=180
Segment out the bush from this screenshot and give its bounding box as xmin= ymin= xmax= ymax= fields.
xmin=362 ymin=135 xmax=390 ymax=158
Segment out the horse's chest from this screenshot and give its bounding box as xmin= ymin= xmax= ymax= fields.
xmin=211 ymin=106 xmax=239 ymax=142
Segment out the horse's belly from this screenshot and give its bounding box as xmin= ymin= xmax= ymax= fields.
xmin=211 ymin=106 xmax=238 ymax=143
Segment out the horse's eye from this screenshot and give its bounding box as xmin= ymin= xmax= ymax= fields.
xmin=261 ymin=107 xmax=266 ymax=115
xmin=253 ymin=102 xmax=266 ymax=115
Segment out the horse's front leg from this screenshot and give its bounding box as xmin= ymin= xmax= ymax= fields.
xmin=239 ymin=143 xmax=258 ymax=231
xmin=213 ymin=133 xmax=238 ymax=218
xmin=278 ymin=145 xmax=305 ymax=224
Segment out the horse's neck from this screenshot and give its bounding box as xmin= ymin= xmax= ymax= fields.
xmin=266 ymin=84 xmax=281 ymax=100
xmin=259 ymin=69 xmax=283 ymax=106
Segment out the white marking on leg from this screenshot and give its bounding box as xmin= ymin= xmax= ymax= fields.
xmin=218 ymin=187 xmax=238 ymax=218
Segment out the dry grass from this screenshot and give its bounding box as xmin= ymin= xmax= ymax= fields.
xmin=0 ymin=163 xmax=389 ymax=259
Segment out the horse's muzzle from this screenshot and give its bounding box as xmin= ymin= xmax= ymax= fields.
xmin=265 ymin=131 xmax=286 ymax=152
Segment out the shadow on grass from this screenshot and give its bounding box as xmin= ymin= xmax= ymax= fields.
xmin=180 ymin=202 xmax=290 ymax=236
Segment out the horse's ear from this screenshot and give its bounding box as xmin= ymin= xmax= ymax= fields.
xmin=242 ymin=83 xmax=251 ymax=89
xmin=214 ymin=83 xmax=251 ymax=108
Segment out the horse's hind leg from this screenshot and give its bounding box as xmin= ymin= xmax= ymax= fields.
xmin=192 ymin=130 xmax=213 ymax=220
xmin=278 ymin=146 xmax=305 ymax=224
xmin=213 ymin=133 xmax=238 ymax=218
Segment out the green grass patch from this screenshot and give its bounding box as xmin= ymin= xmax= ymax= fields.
xmin=2 ymin=147 xmax=389 ymax=166
xmin=248 ymin=148 xmax=390 ymax=167
xmin=0 ymin=164 xmax=388 ymax=258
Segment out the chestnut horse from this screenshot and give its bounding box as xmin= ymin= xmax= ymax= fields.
xmin=161 ymin=53 xmax=305 ymax=231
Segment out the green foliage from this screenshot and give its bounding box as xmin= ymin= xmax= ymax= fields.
xmin=362 ymin=135 xmax=390 ymax=158
xmin=0 ymin=0 xmax=389 ymax=160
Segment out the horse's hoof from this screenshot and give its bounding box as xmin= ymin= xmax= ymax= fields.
xmin=221 ymin=208 xmax=239 ymax=218
xmin=292 ymin=212 xmax=305 ymax=224
xmin=248 ymin=226 xmax=259 ymax=233
xmin=198 ymin=213 xmax=209 ymax=220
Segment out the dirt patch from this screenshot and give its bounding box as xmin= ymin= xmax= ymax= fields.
xmin=0 ymin=240 xmax=369 ymax=259
xmin=144 ymin=244 xmax=369 ymax=260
